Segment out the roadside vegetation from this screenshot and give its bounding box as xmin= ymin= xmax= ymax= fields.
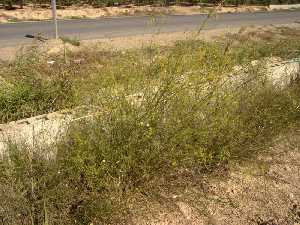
xmin=1 ymin=0 xmax=300 ymax=9
xmin=0 ymin=26 xmax=300 ymax=224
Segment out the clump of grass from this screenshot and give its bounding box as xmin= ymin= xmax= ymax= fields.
xmin=0 ymin=75 xmax=74 ymax=123
xmin=1 ymin=27 xmax=300 ymax=224
xmin=7 ymin=17 xmax=20 ymax=22
xmin=60 ymin=36 xmax=81 ymax=46
xmin=224 ymin=26 xmax=300 ymax=64
xmin=0 ymin=51 xmax=76 ymax=123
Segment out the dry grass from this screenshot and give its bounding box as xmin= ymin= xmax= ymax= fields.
xmin=0 ymin=5 xmax=269 ymax=23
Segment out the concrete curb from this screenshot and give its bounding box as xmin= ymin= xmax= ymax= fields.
xmin=270 ymin=4 xmax=300 ymax=10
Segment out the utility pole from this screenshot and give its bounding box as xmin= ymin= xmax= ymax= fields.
xmin=51 ymin=0 xmax=58 ymax=39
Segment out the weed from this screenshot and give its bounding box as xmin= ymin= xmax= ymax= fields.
xmin=60 ymin=36 xmax=81 ymax=46
xmin=7 ymin=17 xmax=19 ymax=22
xmin=0 ymin=51 xmax=75 ymax=123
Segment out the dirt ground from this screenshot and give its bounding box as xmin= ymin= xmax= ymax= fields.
xmin=0 ymin=5 xmax=269 ymax=23
xmin=129 ymin=124 xmax=300 ymax=225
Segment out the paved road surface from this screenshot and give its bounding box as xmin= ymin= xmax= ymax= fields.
xmin=0 ymin=11 xmax=299 ymax=47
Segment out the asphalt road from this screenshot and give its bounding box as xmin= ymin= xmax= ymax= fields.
xmin=0 ymin=10 xmax=300 ymax=47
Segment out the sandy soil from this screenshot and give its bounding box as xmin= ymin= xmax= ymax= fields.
xmin=0 ymin=5 xmax=269 ymax=23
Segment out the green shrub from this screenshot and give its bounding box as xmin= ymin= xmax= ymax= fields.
xmin=1 ymin=68 xmax=299 ymax=224
xmin=0 ymin=52 xmax=75 ymax=123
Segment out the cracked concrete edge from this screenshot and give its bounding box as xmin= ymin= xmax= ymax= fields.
xmin=0 ymin=106 xmax=100 ymax=157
